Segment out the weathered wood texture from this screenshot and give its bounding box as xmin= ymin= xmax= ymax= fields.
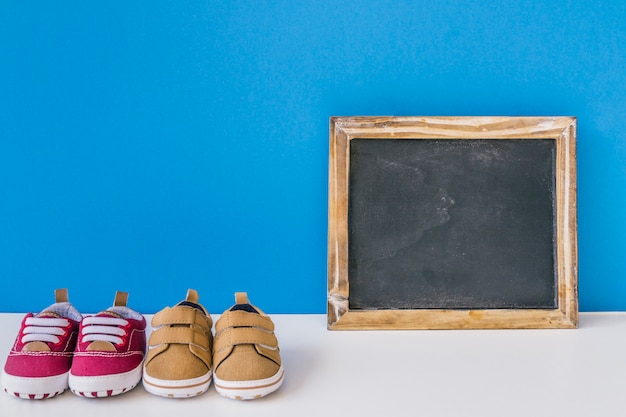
xmin=328 ymin=116 xmax=578 ymax=330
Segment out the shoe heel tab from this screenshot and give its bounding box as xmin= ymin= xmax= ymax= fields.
xmin=235 ymin=292 xmax=249 ymax=305
xmin=55 ymin=288 xmax=69 ymax=303
xmin=114 ymin=291 xmax=129 ymax=307
xmin=186 ymin=289 xmax=199 ymax=303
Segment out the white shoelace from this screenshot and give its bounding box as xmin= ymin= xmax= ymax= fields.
xmin=81 ymin=316 xmax=128 ymax=345
xmin=22 ymin=317 xmax=70 ymax=344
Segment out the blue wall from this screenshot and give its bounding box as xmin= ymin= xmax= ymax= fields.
xmin=1 ymin=1 xmax=625 ymax=314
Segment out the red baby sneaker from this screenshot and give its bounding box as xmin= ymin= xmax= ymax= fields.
xmin=69 ymin=291 xmax=146 ymax=398
xmin=2 ymin=288 xmax=82 ymax=399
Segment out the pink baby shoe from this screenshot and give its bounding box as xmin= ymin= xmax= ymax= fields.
xmin=2 ymin=288 xmax=82 ymax=399
xmin=69 ymin=291 xmax=146 ymax=398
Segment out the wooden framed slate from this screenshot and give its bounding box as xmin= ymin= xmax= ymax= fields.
xmin=327 ymin=116 xmax=577 ymax=330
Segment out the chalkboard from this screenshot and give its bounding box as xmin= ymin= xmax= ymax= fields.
xmin=328 ymin=117 xmax=578 ymax=330
xmin=348 ymin=138 xmax=557 ymax=310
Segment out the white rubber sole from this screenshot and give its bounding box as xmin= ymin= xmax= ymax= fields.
xmin=214 ymin=366 xmax=284 ymax=400
xmin=142 ymin=370 xmax=212 ymax=398
xmin=68 ymin=363 xmax=142 ymax=398
xmin=1 ymin=369 xmax=68 ymax=399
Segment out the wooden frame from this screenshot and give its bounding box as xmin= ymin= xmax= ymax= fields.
xmin=328 ymin=116 xmax=577 ymax=330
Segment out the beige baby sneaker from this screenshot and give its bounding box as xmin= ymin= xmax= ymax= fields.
xmin=213 ymin=292 xmax=284 ymax=400
xmin=142 ymin=289 xmax=213 ymax=398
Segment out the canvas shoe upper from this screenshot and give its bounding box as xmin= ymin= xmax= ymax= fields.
xmin=213 ymin=292 xmax=284 ymax=400
xmin=2 ymin=288 xmax=82 ymax=399
xmin=68 ymin=291 xmax=146 ymax=398
xmin=142 ymin=289 xmax=213 ymax=398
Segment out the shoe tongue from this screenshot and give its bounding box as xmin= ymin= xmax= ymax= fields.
xmin=36 ymin=311 xmax=62 ymax=319
xmin=176 ymin=300 xmax=206 ymax=315
xmin=230 ymin=304 xmax=259 ymax=314
xmin=97 ymin=310 xmax=123 ymax=319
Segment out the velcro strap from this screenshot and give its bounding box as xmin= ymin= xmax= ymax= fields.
xmin=148 ymin=326 xmax=210 ymax=350
xmin=213 ymin=327 xmax=278 ymax=353
xmin=151 ymin=307 xmax=212 ymax=330
xmin=215 ymin=311 xmax=274 ymax=333
xmin=256 ymin=344 xmax=282 ymax=365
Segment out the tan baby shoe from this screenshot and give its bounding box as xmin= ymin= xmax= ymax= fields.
xmin=213 ymin=292 xmax=284 ymax=400
xmin=142 ymin=289 xmax=213 ymax=398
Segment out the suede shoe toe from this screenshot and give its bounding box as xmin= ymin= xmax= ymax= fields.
xmin=213 ymin=292 xmax=284 ymax=400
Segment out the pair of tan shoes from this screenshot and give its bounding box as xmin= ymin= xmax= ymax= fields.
xmin=142 ymin=290 xmax=284 ymax=400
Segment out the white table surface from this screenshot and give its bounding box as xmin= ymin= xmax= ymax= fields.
xmin=1 ymin=312 xmax=625 ymax=417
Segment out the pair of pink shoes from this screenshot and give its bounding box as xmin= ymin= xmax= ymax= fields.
xmin=1 ymin=289 xmax=146 ymax=399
